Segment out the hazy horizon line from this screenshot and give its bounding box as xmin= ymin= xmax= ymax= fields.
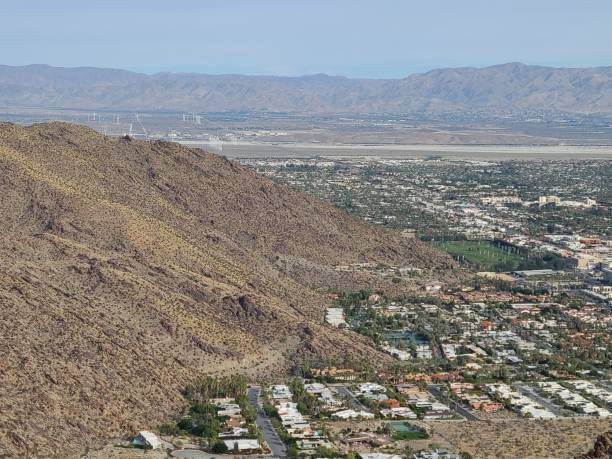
xmin=3 ymin=61 xmax=612 ymax=81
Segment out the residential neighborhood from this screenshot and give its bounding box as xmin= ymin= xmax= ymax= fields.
xmin=95 ymin=158 xmax=610 ymax=458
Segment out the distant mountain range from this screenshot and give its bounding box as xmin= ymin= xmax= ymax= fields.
xmin=0 ymin=63 xmax=611 ymax=115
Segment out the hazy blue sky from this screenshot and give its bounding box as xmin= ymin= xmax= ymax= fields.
xmin=2 ymin=0 xmax=611 ymax=78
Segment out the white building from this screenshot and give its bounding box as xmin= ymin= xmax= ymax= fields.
xmin=538 ymin=195 xmax=561 ymax=206
xmin=331 ymin=409 xmax=375 ymax=420
xmin=223 ymin=439 xmax=261 ymax=452
xmin=382 ymin=345 xmax=411 ymax=360
xmin=361 ymin=454 xmax=402 ymax=459
xmin=380 ymin=406 xmax=417 ymax=419
xmin=133 ymin=431 xmax=162 ymax=450
xmin=325 ymin=308 xmax=348 ymax=327
xmin=270 ymin=384 xmax=292 ymax=399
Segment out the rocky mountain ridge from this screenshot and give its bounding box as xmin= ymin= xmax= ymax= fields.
xmin=1 ymin=62 xmax=611 ymax=115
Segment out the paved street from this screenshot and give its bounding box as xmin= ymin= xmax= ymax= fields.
xmin=516 ymin=384 xmax=565 ymax=416
xmin=427 ymin=384 xmax=478 ymax=421
xmin=334 ymin=384 xmax=371 ymax=413
xmin=247 ymin=386 xmax=287 ymax=458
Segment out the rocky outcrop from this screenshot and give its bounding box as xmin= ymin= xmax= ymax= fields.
xmin=575 ymin=431 xmax=612 ymax=459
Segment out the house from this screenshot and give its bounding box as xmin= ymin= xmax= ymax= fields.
xmin=380 ymin=407 xmax=418 ymax=419
xmin=211 ymin=397 xmax=234 ymax=406
xmin=219 ymin=427 xmax=250 ymax=438
xmin=358 ymin=382 xmax=386 ymax=394
xmin=363 ymin=392 xmax=389 ymax=401
xmin=422 ymin=402 xmax=454 ymax=420
xmin=481 ymin=401 xmax=503 ymax=412
xmin=217 ymin=403 xmax=242 ymax=416
xmin=304 ymin=383 xmax=341 ymax=406
xmin=382 ymin=344 xmax=411 ymax=361
xmin=361 ymin=454 xmax=402 ymax=459
xmin=133 ymin=431 xmax=162 ymax=450
xmin=413 ymin=449 xmax=461 ymax=459
xmin=296 ymin=438 xmax=333 ymax=450
xmin=225 ymin=417 xmax=245 ymax=428
xmin=274 ymin=400 xmax=316 ymax=437
xmin=223 ymin=439 xmax=261 ymax=454
xmin=431 ymin=372 xmax=462 ymax=382
xmin=310 ymin=367 xmax=358 ymax=381
xmin=332 ymin=409 xmax=375 ymax=420
xmin=468 ymin=399 xmax=503 ymax=412
xmin=377 ymin=398 xmax=401 ymax=409
xmin=270 ymin=384 xmax=292 ymax=399
xmin=326 ymin=307 xmax=348 ymax=327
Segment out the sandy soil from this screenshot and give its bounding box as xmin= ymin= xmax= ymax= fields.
xmin=431 ymin=417 xmax=612 ymax=459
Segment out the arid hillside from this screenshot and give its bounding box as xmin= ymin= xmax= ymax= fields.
xmin=0 ymin=122 xmax=453 ymax=458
